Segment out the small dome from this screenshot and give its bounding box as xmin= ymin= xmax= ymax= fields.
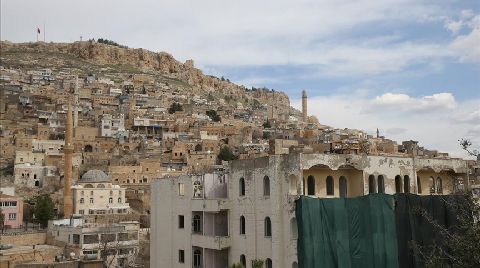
xmin=80 ymin=170 xmax=110 ymax=183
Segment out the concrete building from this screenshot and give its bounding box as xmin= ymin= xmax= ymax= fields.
xmin=72 ymin=170 xmax=129 ymax=215
xmin=0 ymin=193 xmax=24 ymax=229
xmin=100 ymin=114 xmax=127 ymax=138
xmin=150 ymin=153 xmax=468 ymax=268
xmin=48 ymin=218 xmax=139 ymax=267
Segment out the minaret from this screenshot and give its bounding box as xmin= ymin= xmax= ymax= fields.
xmin=302 ymin=90 xmax=307 ymax=122
xmin=73 ymin=76 xmax=79 ymax=128
xmin=376 ymin=128 xmax=380 ymax=138
xmin=63 ymin=102 xmax=74 ymax=218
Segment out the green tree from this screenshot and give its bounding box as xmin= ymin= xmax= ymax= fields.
xmin=168 ymin=102 xmax=183 ymax=114
xmin=217 ymin=146 xmax=237 ymax=162
xmin=229 ymin=264 xmax=245 ymax=268
xmin=206 ymin=110 xmax=221 ymax=122
xmin=263 ymin=120 xmax=271 ymax=128
xmin=251 ymin=259 xmax=264 ymax=268
xmin=31 ymin=194 xmax=55 ymax=227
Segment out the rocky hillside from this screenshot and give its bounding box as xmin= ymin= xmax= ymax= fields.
xmin=0 ymin=41 xmax=291 ymax=110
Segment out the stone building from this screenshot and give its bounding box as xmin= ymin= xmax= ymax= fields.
xmin=150 ymin=153 xmax=468 ymax=268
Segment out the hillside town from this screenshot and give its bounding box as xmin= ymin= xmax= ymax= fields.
xmin=1 ymin=41 xmax=479 ymax=268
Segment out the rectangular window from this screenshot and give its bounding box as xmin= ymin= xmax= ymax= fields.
xmin=79 ymin=210 xmax=84 ymax=214
xmin=178 ymin=215 xmax=184 ymax=229
xmin=8 ymin=213 xmax=16 ymax=220
xmin=178 ymin=250 xmax=185 ymax=263
xmin=178 ymin=183 xmax=185 ymax=196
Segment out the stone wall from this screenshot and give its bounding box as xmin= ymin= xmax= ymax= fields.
xmin=0 ymin=231 xmax=47 ymax=245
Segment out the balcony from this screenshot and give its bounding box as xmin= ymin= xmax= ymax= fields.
xmin=191 ymin=199 xmax=230 ymax=212
xmin=191 ymin=234 xmax=231 ymax=250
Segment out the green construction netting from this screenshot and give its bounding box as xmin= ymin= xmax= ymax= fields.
xmin=296 ymin=194 xmax=399 ymax=268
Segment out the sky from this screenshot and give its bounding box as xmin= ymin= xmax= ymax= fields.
xmin=2 ymin=0 xmax=479 ymax=158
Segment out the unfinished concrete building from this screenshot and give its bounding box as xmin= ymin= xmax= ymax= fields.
xmin=150 ymin=153 xmax=468 ymax=268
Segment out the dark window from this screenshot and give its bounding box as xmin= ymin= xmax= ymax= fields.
xmin=193 ymin=215 xmax=201 ymax=233
xmin=263 ymin=176 xmax=270 ymax=196
xmin=368 ymin=175 xmax=376 ymax=194
xmin=339 ymin=176 xmax=347 ymax=198
xmin=240 ymin=216 xmax=246 ymax=235
xmin=378 ymin=175 xmax=385 ymax=193
xmin=436 ymin=177 xmax=443 ymax=194
xmin=429 ymin=177 xmax=436 ymax=194
xmin=307 ymin=175 xmax=315 ymax=195
xmin=326 ymin=176 xmax=334 ymax=196
xmin=240 ymin=255 xmax=246 ymax=267
xmin=239 ymin=178 xmax=245 ymax=196
xmin=266 ymin=258 xmax=273 ymax=268
xmin=178 ymin=215 xmax=184 ymax=229
xmin=404 ymin=175 xmax=410 ymax=193
xmin=193 ymin=250 xmax=202 ymax=267
xmin=395 ymin=175 xmax=402 ymax=193
xmin=417 ymin=176 xmax=422 ymax=194
xmin=178 ymin=250 xmax=184 ymax=263
xmin=264 ymin=217 xmax=272 ymax=237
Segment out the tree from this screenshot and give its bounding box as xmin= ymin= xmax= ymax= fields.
xmin=229 ymin=264 xmax=245 ymax=268
xmin=263 ymin=120 xmax=271 ymax=128
xmin=251 ymin=259 xmax=264 ymax=268
xmin=459 ymin=138 xmax=479 ymax=157
xmin=412 ymin=139 xmax=480 ymax=267
xmin=31 ymin=194 xmax=55 ymax=227
xmin=0 ymin=208 xmax=4 ymax=233
xmin=168 ymin=102 xmax=183 ymax=114
xmin=218 ymin=146 xmax=237 ymax=162
xmin=206 ymin=110 xmax=221 ymax=122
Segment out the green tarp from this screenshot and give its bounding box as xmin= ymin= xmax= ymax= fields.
xmin=296 ymin=194 xmax=399 ymax=268
xmin=394 ymin=194 xmax=463 ymax=268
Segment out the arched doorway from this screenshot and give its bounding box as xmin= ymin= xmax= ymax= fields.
xmin=339 ymin=176 xmax=347 ymax=198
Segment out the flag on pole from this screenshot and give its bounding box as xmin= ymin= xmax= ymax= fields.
xmin=37 ymin=28 xmax=41 ymax=34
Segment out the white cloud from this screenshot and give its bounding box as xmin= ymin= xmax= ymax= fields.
xmin=291 ymin=92 xmax=479 ymax=158
xmin=372 ymin=92 xmax=457 ymax=112
xmin=444 ymin=20 xmax=464 ymax=35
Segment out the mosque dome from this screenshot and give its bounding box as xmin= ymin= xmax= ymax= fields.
xmin=80 ymin=169 xmax=110 ymax=183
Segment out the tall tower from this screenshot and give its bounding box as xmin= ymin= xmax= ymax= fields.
xmin=73 ymin=76 xmax=79 ymax=128
xmin=63 ymin=102 xmax=74 ymax=218
xmin=302 ymin=90 xmax=307 ymax=122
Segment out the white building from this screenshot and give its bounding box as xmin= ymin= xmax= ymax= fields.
xmin=101 ymin=114 xmax=127 ymax=139
xmin=150 ymin=153 xmax=468 ymax=268
xmin=72 ymin=170 xmax=130 ymax=216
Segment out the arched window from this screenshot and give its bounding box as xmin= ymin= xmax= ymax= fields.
xmin=239 ymin=178 xmax=245 ymax=196
xmin=108 ymin=197 xmax=113 ymax=204
xmin=89 ymin=198 xmax=94 ymax=204
xmin=97 ymin=184 xmax=105 ymax=188
xmin=404 ymin=175 xmax=410 ymax=193
xmin=436 ymin=177 xmax=443 ymax=194
xmin=293 ymin=262 xmax=298 ymax=268
xmin=118 ymin=197 xmax=122 ymax=203
xmin=193 ymin=215 xmax=202 ymax=233
xmin=84 ymin=184 xmax=93 ymax=188
xmin=326 ymin=176 xmax=334 ymax=196
xmin=193 ymin=250 xmax=202 ymax=267
xmin=417 ymin=176 xmax=422 ymax=194
xmin=395 ymin=175 xmax=402 ymax=193
xmin=339 ymin=176 xmax=347 ymax=198
xmin=289 ymin=175 xmax=297 ymax=195
xmin=307 ymin=175 xmax=315 ymax=195
xmin=34 ymin=180 xmax=40 ymax=187
xmin=240 ymin=216 xmax=246 ymax=235
xmin=240 ymin=255 xmax=246 ymax=267
xmin=263 ymin=176 xmax=270 ymax=196
xmin=80 ymin=198 xmax=84 ymax=204
xmin=378 ymin=175 xmax=385 ymax=193
xmin=195 ymin=144 xmax=202 ymax=151
xmin=290 ymin=218 xmax=298 ymax=239
xmin=265 ymin=258 xmax=272 ymax=268
xmin=264 ymin=217 xmax=272 ymax=237
xmin=429 ymin=177 xmax=436 ymax=194
xmin=368 ymin=175 xmax=376 ymax=194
